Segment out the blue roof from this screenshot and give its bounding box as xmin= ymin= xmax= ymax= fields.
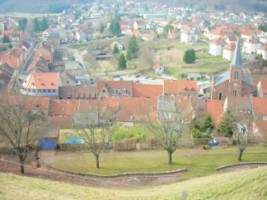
xmin=242 ymin=76 xmax=252 ymax=85
xmin=214 ymin=70 xmax=230 ymax=86
xmin=230 ymin=41 xmax=242 ymax=68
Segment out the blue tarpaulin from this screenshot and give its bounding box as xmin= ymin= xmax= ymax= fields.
xmin=66 ymin=138 xmax=84 ymax=144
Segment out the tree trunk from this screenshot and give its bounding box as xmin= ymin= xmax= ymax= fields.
xmin=20 ymin=159 xmax=25 ymax=174
xmin=168 ymin=151 xmax=173 ymax=165
xmin=238 ymin=149 xmax=244 ymax=161
xmin=96 ymin=155 xmax=100 ymax=168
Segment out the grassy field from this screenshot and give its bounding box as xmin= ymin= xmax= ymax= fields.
xmin=0 ymin=166 xmax=266 ymax=200
xmin=70 ymin=37 xmax=230 ymax=79
xmin=47 ymin=146 xmax=267 ymax=179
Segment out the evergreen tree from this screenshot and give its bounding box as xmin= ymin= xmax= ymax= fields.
xmin=2 ymin=35 xmax=10 ymax=43
xmin=109 ymin=15 xmax=121 ymax=36
xmin=200 ymin=113 xmax=215 ymax=132
xmin=40 ymin=18 xmax=49 ymax=32
xmin=118 ymin=54 xmax=127 ymax=70
xmin=259 ymin=24 xmax=267 ymax=32
xmin=217 ymin=110 xmax=236 ymax=137
xmin=18 ymin=18 xmax=27 ymax=31
xmin=113 ymin=44 xmax=119 ymax=54
xmin=99 ymin=23 xmax=105 ymax=34
xmin=127 ymin=36 xmax=139 ymax=60
xmin=33 ymin=18 xmax=40 ymax=32
xmin=183 ymin=48 xmax=196 ymax=64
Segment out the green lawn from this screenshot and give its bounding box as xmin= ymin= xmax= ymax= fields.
xmin=47 ymin=146 xmax=267 ymax=179
xmin=1 ymin=166 xmax=266 ymax=200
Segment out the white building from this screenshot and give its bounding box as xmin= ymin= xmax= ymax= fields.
xmin=209 ymin=38 xmax=224 ymax=56
xmin=180 ymin=28 xmax=198 ymax=44
xmin=242 ymin=35 xmax=261 ymax=54
xmin=223 ymin=43 xmax=235 ymax=61
xmin=257 ymin=44 xmax=267 ymax=60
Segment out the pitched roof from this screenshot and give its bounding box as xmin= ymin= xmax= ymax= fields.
xmin=59 ymin=86 xmax=97 ymax=99
xmin=252 ymin=97 xmax=267 ymax=116
xmin=97 ymin=80 xmax=133 ymax=95
xmin=224 ymin=43 xmax=235 ymax=51
xmin=164 ymin=80 xmax=197 ymax=95
xmin=210 ymin=28 xmax=226 ymax=36
xmin=23 ymin=97 xmax=50 ymax=110
xmin=212 ymin=38 xmax=224 ymax=45
xmin=101 ymin=97 xmax=157 ymax=122
xmin=241 ymin=29 xmax=253 ymax=36
xmin=22 ymin=72 xmax=59 ymax=90
xmin=133 ymin=84 xmax=163 ymax=98
xmin=230 ymin=41 xmax=242 ymax=68
xmin=206 ymin=100 xmax=224 ymax=125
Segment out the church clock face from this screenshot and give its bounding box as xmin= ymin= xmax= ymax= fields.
xmin=234 ymin=83 xmax=238 ymax=87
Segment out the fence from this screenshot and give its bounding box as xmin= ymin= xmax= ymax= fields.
xmin=52 ymin=136 xmax=267 ymax=152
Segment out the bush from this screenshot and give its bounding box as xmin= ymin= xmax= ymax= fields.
xmin=183 ymin=49 xmax=196 ymax=64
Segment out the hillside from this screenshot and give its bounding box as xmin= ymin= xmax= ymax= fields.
xmin=144 ymin=0 xmax=267 ymax=13
xmin=0 ymin=0 xmax=94 ymax=13
xmin=0 ymin=167 xmax=266 ymax=200
xmin=0 ymin=0 xmax=267 ymax=13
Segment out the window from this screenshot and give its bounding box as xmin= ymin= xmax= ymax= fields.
xmin=218 ymin=93 xmax=222 ymax=100
xmin=234 ymin=71 xmax=239 ymax=80
xmin=233 ymin=90 xmax=237 ymax=96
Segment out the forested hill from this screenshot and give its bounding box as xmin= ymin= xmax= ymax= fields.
xmin=148 ymin=0 xmax=267 ymax=13
xmin=0 ymin=0 xmax=267 ymax=13
xmin=0 ymin=0 xmax=94 ymax=13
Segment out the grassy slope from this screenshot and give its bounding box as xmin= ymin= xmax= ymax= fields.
xmin=48 ymin=147 xmax=267 ymax=179
xmin=0 ymin=167 xmax=266 ymax=200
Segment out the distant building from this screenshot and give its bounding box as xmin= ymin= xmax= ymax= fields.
xmin=209 ymin=38 xmax=224 ymax=56
xmin=211 ymin=41 xmax=253 ymax=100
xmin=21 ymin=72 xmax=61 ymax=97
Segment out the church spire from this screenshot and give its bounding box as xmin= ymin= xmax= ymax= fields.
xmin=230 ymin=40 xmax=242 ymax=68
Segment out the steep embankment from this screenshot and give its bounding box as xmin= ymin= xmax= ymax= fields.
xmin=0 ymin=167 xmax=266 ymax=200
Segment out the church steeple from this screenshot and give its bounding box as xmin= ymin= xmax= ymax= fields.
xmin=230 ymin=41 xmax=242 ymax=68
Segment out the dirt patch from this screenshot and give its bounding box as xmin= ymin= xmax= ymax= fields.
xmin=0 ymin=152 xmax=183 ymax=188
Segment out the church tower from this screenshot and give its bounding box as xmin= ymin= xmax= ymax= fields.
xmin=229 ymin=41 xmax=243 ymax=97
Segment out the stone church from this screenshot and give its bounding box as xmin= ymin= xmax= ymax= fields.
xmin=211 ymin=41 xmax=253 ymax=100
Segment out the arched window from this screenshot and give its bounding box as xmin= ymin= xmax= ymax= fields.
xmin=234 ymin=71 xmax=239 ymax=80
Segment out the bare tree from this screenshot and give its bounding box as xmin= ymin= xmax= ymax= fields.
xmin=73 ymin=105 xmax=118 ymax=168
xmin=233 ymin=123 xmax=248 ymax=161
xmin=0 ymin=91 xmax=46 ymax=173
xmin=145 ymin=96 xmax=190 ymax=165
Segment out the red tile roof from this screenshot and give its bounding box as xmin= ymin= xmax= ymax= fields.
xmin=22 ymin=72 xmax=59 ymax=90
xmin=206 ymin=100 xmax=224 ymax=125
xmin=212 ymin=38 xmax=224 ymax=45
xmin=133 ymin=84 xmax=163 ymax=98
xmin=23 ymin=97 xmax=50 ymax=110
xmin=97 ymin=80 xmax=133 ymax=95
xmin=102 ymin=97 xmax=157 ymax=122
xmin=0 ymin=54 xmax=20 ymax=69
xmin=252 ymin=97 xmax=267 ymax=116
xmin=241 ymin=29 xmax=253 ymax=36
xmin=224 ymin=43 xmax=235 ymax=51
xmin=59 ymin=86 xmax=97 ymax=99
xmin=164 ymin=80 xmax=197 ymax=95
xmin=210 ymin=28 xmax=226 ymax=36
